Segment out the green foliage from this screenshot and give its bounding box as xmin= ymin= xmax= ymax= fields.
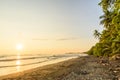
xmin=87 ymin=0 xmax=120 ymax=57
xmin=93 ymin=30 xmax=101 ymax=39
xmin=87 ymin=46 xmax=94 ymax=55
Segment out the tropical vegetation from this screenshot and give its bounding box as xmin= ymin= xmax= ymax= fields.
xmin=87 ymin=0 xmax=120 ymax=56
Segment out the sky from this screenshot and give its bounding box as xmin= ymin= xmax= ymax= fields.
xmin=0 ymin=0 xmax=103 ymax=55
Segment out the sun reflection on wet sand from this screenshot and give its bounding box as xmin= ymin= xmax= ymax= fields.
xmin=16 ymin=65 xmax=20 ymax=71
xmin=16 ymin=54 xmax=21 ymax=71
xmin=16 ymin=60 xmax=21 ymax=65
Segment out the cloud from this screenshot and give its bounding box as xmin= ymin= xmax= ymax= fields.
xmin=31 ymin=37 xmax=79 ymax=41
xmin=56 ymin=37 xmax=79 ymax=41
xmin=32 ymin=38 xmax=48 ymax=41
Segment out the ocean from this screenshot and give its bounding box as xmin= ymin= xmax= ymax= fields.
xmin=0 ymin=53 xmax=87 ymax=76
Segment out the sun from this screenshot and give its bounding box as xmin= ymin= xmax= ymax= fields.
xmin=16 ymin=43 xmax=23 ymax=50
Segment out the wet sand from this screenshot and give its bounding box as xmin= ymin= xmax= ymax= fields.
xmin=0 ymin=55 xmax=120 ymax=80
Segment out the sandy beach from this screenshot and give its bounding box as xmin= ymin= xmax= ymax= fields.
xmin=0 ymin=55 xmax=120 ymax=80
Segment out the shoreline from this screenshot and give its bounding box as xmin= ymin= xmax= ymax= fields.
xmin=0 ymin=55 xmax=120 ymax=80
xmin=0 ymin=56 xmax=79 ymax=77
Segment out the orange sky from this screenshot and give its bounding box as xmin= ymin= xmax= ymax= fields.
xmin=0 ymin=0 xmax=102 ymax=55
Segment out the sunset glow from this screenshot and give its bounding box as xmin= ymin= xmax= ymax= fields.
xmin=16 ymin=44 xmax=23 ymax=50
xmin=0 ymin=0 xmax=102 ymax=55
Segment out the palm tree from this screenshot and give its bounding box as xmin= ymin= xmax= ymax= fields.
xmin=93 ymin=30 xmax=101 ymax=39
xmin=100 ymin=11 xmax=113 ymax=29
xmin=87 ymin=0 xmax=120 ymax=56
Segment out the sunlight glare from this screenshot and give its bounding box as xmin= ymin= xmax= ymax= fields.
xmin=16 ymin=54 xmax=21 ymax=71
xmin=16 ymin=43 xmax=23 ymax=50
xmin=16 ymin=66 xmax=20 ymax=71
xmin=16 ymin=60 xmax=21 ymax=65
